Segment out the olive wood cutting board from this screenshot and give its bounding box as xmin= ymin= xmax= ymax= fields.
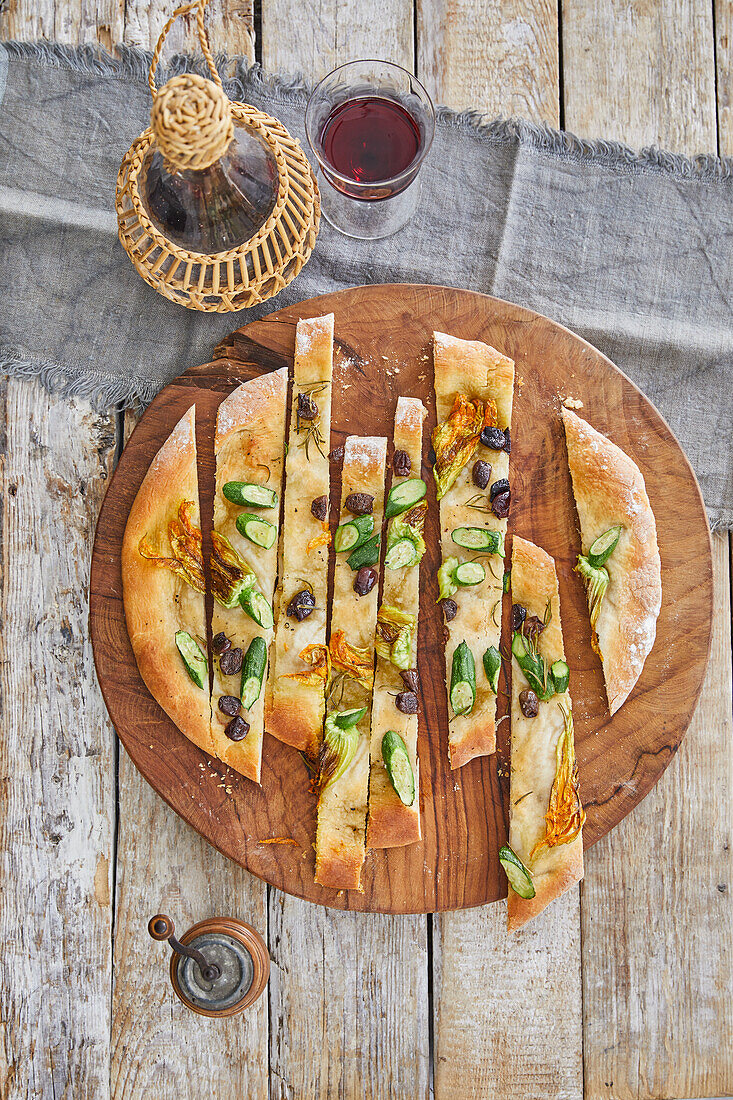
xmin=89 ymin=284 xmax=713 ymax=913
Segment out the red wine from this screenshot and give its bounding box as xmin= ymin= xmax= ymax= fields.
xmin=320 ymin=96 xmax=421 ymax=192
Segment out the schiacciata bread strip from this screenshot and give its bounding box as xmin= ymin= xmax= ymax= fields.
xmin=367 ymin=397 xmax=426 ymax=848
xmin=506 ymin=536 xmax=584 ymax=932
xmin=562 ymin=408 xmax=661 ymax=715
xmin=122 ymin=406 xmax=212 ymax=755
xmin=266 ymin=314 xmax=334 ymax=757
xmin=315 ymin=436 xmax=387 ymax=890
xmin=432 ymin=332 xmax=515 ymax=769
xmin=209 ymin=370 xmax=288 ymax=782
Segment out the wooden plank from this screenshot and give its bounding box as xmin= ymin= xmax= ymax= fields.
xmin=258 ymin=9 xmax=429 ymax=1098
xmin=0 ymin=0 xmax=123 ymax=46
xmin=262 ymin=0 xmax=413 ymax=77
xmin=717 ymin=0 xmax=732 ymax=153
xmin=123 ymin=0 xmax=255 ymax=61
xmin=0 ymin=379 xmax=117 ymax=1100
xmin=111 ymin=748 xmax=269 ymax=1100
xmin=416 ymin=0 xmax=559 ymax=119
xmin=424 ymin=6 xmax=580 ymax=1098
xmin=562 ymin=3 xmax=733 ymax=1097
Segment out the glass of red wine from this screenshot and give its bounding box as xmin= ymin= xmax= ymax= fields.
xmin=305 ymin=60 xmax=435 ymax=239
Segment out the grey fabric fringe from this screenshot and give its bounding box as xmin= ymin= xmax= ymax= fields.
xmin=0 ymin=41 xmax=731 ymax=526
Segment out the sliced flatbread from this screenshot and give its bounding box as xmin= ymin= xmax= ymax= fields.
xmin=367 ymin=397 xmax=426 ymax=848
xmin=315 ymin=436 xmax=387 ymax=890
xmin=267 ymin=314 xmax=334 ymax=756
xmin=508 ymin=536 xmax=584 ymax=932
xmin=210 ymin=369 xmax=288 ymax=782
xmin=562 ymin=408 xmax=661 ymax=715
xmin=122 ymin=405 xmax=211 ymax=754
xmin=432 ymin=331 xmax=515 ymax=769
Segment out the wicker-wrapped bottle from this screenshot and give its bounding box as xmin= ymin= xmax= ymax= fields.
xmin=116 ymin=0 xmax=319 ymax=312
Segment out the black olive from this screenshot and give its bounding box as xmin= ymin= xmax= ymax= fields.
xmin=511 ymin=604 xmax=527 ymax=631
xmin=523 ymin=615 xmax=545 ymax=642
xmin=489 ymin=478 xmax=510 ymax=501
xmin=481 ymin=426 xmax=506 ymax=451
xmin=354 ymin=567 xmax=377 ymax=596
xmin=400 ymin=668 xmax=419 ymax=693
xmin=212 ymin=631 xmax=231 ymax=654
xmin=345 ymin=492 xmax=374 ymax=515
xmin=503 ymin=428 xmax=511 ymax=454
xmin=311 ymin=495 xmax=329 ymax=521
xmin=472 ymin=460 xmax=492 ymax=489
xmin=219 ymin=647 xmax=243 ymax=676
xmin=393 ymin=449 xmax=411 ymax=477
xmin=441 ymin=598 xmax=458 ymax=622
xmin=287 ymin=589 xmax=316 ymax=621
xmin=395 ymin=691 xmax=418 ymax=715
xmin=519 ymin=690 xmax=539 ymax=718
xmin=218 ymin=695 xmax=241 ymax=717
xmin=225 ymin=716 xmax=250 ymax=741
xmin=491 ymin=491 xmax=510 ymax=518
xmin=297 ymin=391 xmax=318 ymax=420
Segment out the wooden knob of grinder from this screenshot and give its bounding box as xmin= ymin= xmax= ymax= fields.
xmin=148 ymin=913 xmax=175 ymax=941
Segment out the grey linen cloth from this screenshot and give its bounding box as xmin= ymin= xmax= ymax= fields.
xmin=1 ymin=43 xmax=731 ymax=528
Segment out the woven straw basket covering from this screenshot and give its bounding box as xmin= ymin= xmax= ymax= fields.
xmin=116 ymin=0 xmax=320 ymax=312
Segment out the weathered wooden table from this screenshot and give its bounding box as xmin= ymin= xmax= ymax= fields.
xmin=1 ymin=2 xmax=731 ymax=1097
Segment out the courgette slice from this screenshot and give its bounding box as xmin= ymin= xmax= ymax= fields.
xmin=498 ymin=844 xmax=536 ymax=899
xmin=347 ymin=533 xmax=381 ymax=571
xmin=175 ymin=630 xmax=207 ymax=689
xmin=550 ymin=659 xmax=570 ymax=695
xmin=236 ymin=512 xmax=277 ymax=549
xmin=451 ymin=527 xmax=505 ymax=556
xmin=223 ymin=481 xmax=278 ymax=509
xmin=240 ymin=636 xmax=268 ymax=710
xmin=384 ymin=537 xmax=419 ymax=569
xmin=450 ymin=641 xmax=476 ymax=716
xmin=384 ymin=478 xmax=427 ymax=520
xmin=453 ymin=561 xmax=486 ymax=587
xmin=381 ymin=730 xmax=415 ymax=806
xmin=334 ymin=514 xmax=374 ymax=552
xmin=587 ymin=525 xmax=623 ymax=568
xmin=334 ymin=706 xmax=367 ymax=729
xmin=483 ymin=645 xmax=502 ymax=694
xmin=239 ymin=588 xmax=274 ymax=630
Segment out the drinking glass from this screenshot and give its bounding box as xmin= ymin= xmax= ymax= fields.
xmin=305 ymin=60 xmax=435 ymax=239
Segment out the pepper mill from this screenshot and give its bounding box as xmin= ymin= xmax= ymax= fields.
xmin=148 ymin=914 xmax=269 ymax=1017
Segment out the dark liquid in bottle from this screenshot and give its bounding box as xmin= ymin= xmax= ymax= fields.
xmin=320 ymin=96 xmax=421 ymax=189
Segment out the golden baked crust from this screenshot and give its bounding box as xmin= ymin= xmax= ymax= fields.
xmin=433 ymin=331 xmax=515 ymax=768
xmin=209 ymin=369 xmax=288 ymax=782
xmin=508 ymin=536 xmax=584 ymax=932
xmin=267 ymin=314 xmax=334 ymax=754
xmin=367 ymin=397 xmax=426 ymax=849
xmin=315 ymin=436 xmax=387 ymax=890
xmin=122 ymin=406 xmax=212 ymax=756
xmin=562 ymin=408 xmax=662 ymax=715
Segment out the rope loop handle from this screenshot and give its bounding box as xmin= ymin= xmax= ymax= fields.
xmin=148 ymin=0 xmax=222 ymax=98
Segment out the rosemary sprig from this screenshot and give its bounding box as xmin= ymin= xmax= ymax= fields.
xmin=464 ymin=493 xmax=494 ymax=514
xmin=299 ymin=421 xmax=328 ymax=461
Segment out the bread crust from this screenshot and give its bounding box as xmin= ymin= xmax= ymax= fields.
xmin=508 ymin=535 xmax=584 ymax=931
xmin=267 ymin=314 xmax=334 ymax=754
xmin=210 ymin=369 xmax=288 ymax=782
xmin=122 ymin=405 xmax=212 ymax=756
xmin=433 ymin=331 xmax=515 ymax=768
xmin=315 ymin=437 xmax=387 ymax=889
xmin=367 ymin=397 xmax=426 ymax=848
xmin=562 ymin=408 xmax=662 ymax=714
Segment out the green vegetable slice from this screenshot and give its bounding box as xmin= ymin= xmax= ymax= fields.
xmin=503 ymin=570 xmax=511 ymax=594
xmin=483 ymin=645 xmax=502 ymax=694
xmin=385 ymin=537 xmax=419 ymax=569
xmin=437 ymin=557 xmax=459 ymax=600
xmin=384 ymin=478 xmax=427 ymax=520
xmin=381 ymin=731 xmax=415 ymax=806
xmin=334 ymin=706 xmax=367 ymax=729
xmin=223 ymin=481 xmax=278 ymax=509
xmin=451 ymin=527 xmax=505 ymax=556
xmin=453 ymin=561 xmax=486 ymax=587
xmin=347 ymin=533 xmax=381 ymax=571
xmin=240 ymin=636 xmax=268 ymax=709
xmin=550 ymin=659 xmax=570 ymax=695
xmin=236 ymin=512 xmax=277 ymax=549
xmin=575 ymin=556 xmax=609 ymax=630
xmin=511 ymin=631 xmax=548 ymax=697
xmin=450 ymin=641 xmax=476 ymax=715
xmin=175 ymin=630 xmax=208 ymax=689
xmin=587 ymin=525 xmax=623 ymax=568
xmin=320 ymin=714 xmax=360 ymax=788
xmin=239 ymin=588 xmax=274 ymax=630
xmin=334 ymin=514 xmax=374 ymax=552
xmin=498 ymin=844 xmax=536 ymax=899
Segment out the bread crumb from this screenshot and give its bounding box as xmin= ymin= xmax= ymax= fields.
xmin=562 ymin=395 xmax=584 ymax=409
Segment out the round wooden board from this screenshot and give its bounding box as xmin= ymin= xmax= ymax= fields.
xmin=90 ymin=284 xmax=713 ymax=914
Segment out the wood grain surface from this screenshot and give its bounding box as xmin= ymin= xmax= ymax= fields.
xmin=89 ymin=283 xmax=712 ymax=914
